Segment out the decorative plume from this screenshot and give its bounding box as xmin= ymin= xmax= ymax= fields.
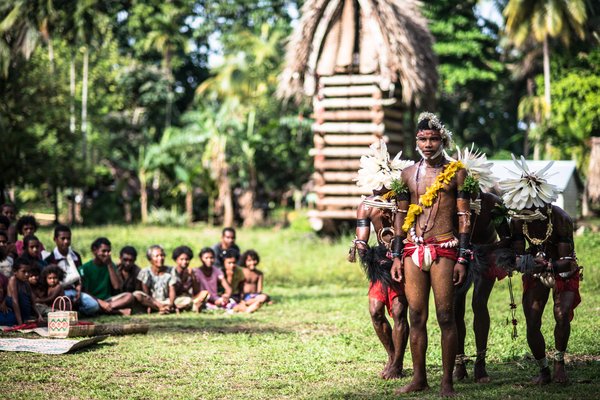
xmin=454 ymin=144 xmax=495 ymax=189
xmin=355 ymin=140 xmax=414 ymax=192
xmin=499 ymin=155 xmax=559 ymax=209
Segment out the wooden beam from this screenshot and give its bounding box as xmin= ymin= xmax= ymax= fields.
xmin=314 ymin=159 xmax=361 ymax=170
xmin=313 ymin=110 xmax=383 ymax=122
xmin=319 ymin=85 xmax=379 ymax=97
xmin=310 ymin=147 xmax=372 ymax=158
xmin=308 ymin=209 xmax=357 ymax=219
xmin=315 ymin=184 xmax=368 ymax=195
xmin=316 ymin=197 xmax=362 ymax=207
xmin=318 ymin=134 xmax=382 ymax=146
xmin=323 ymin=171 xmax=358 ymax=182
xmin=312 ymin=122 xmax=384 ymax=134
xmin=319 ymin=75 xmax=379 ymax=85
xmin=314 ymin=97 xmax=396 ymax=109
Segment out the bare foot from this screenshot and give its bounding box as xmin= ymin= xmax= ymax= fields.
xmin=381 ymin=365 xmax=404 ymax=380
xmin=453 ymin=362 xmax=468 ymax=381
xmin=380 ymin=358 xmax=393 ymax=378
xmin=440 ymin=382 xmax=457 ymax=397
xmin=117 ymin=308 xmax=132 ymax=316
xmin=553 ymin=361 xmax=568 ymax=384
xmin=474 ymin=359 xmax=490 ymax=383
xmin=531 ymin=367 xmax=551 ymax=385
xmin=395 ymin=380 xmax=429 ymax=394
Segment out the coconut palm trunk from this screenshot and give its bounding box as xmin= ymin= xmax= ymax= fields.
xmin=543 ymin=35 xmax=551 ymax=115
xmin=81 ymin=47 xmax=89 ymax=162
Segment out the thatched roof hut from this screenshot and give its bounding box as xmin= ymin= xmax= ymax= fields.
xmin=278 ymin=0 xmax=438 ymax=107
xmin=278 ymin=0 xmax=438 ymax=230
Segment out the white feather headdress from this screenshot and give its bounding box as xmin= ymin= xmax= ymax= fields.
xmin=355 ymin=140 xmax=414 ymax=192
xmin=499 ymin=155 xmax=559 ymax=210
xmin=454 ymin=144 xmax=495 ymax=189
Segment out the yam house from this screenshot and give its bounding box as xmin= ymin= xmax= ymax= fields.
xmin=279 ymin=0 xmax=438 ymax=231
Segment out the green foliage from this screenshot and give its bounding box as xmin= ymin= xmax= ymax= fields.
xmin=458 ymin=174 xmax=480 ymax=195
xmin=423 ymin=1 xmax=521 ymax=156
xmin=147 ymin=207 xmax=190 ymax=227
xmin=389 ymin=179 xmax=408 ymax=196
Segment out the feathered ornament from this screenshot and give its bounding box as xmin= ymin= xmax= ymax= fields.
xmin=453 ymin=144 xmax=495 ymax=190
xmin=499 ymin=155 xmax=559 ymax=210
xmin=355 ymin=140 xmax=414 ymax=192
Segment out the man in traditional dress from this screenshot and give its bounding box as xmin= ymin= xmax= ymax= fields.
xmin=348 ymin=140 xmax=412 ymax=379
xmin=450 ymin=146 xmax=511 ymax=383
xmin=499 ymin=156 xmax=581 ymax=384
xmin=390 ymin=112 xmax=469 ymax=396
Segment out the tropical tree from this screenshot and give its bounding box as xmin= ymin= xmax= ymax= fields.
xmin=503 ymin=0 xmax=587 ymax=113
xmin=196 ymin=24 xmax=284 ymax=226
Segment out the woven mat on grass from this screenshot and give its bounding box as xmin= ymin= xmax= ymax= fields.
xmin=0 ymin=335 xmax=107 ymax=354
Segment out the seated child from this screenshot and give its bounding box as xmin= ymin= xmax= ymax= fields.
xmin=15 ymin=215 xmax=45 ymax=256
xmin=222 ymin=249 xmax=256 ymax=313
xmin=0 ymin=270 xmax=16 ymax=326
xmin=239 ymin=250 xmax=270 ymax=313
xmin=4 ymin=258 xmax=43 ymax=325
xmin=169 ymin=246 xmax=197 ymax=312
xmin=117 ymin=246 xmax=142 ymax=293
xmin=0 ymin=230 xmax=14 ymax=278
xmin=31 ymin=265 xmax=65 ymax=316
xmin=192 ymin=247 xmax=232 ymax=311
xmin=21 ymin=234 xmax=47 ymax=271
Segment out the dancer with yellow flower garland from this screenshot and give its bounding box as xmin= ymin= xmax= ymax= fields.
xmin=390 ymin=112 xmax=470 ymax=396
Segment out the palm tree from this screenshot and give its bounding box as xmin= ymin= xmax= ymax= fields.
xmin=503 ymin=0 xmax=587 ymax=113
xmin=196 ymin=24 xmax=283 ymax=226
xmin=138 ymin=1 xmax=191 ymax=129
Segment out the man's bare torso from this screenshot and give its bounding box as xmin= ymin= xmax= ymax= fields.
xmin=402 ymin=161 xmax=460 ymax=239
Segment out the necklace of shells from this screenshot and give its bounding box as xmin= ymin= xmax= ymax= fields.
xmin=522 ymin=206 xmax=553 ymax=246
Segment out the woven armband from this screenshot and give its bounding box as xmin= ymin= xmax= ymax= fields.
xmin=396 ymin=191 xmax=409 ymax=201
xmin=457 ymin=233 xmax=471 ymax=265
xmin=392 ymin=236 xmax=404 ymax=259
xmin=457 ymin=191 xmax=471 ymax=199
xmin=356 ymin=218 xmax=370 ymax=228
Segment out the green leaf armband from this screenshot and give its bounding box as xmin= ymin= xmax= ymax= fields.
xmin=458 ymin=175 xmax=480 ymax=195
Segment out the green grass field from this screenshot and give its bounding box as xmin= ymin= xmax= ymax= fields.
xmin=1 ymin=224 xmax=599 ymax=399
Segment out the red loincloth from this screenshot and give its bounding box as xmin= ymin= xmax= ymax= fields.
xmin=523 ymin=272 xmax=581 ymax=321
xmin=403 ymin=236 xmax=459 ymax=271
xmin=368 ymin=280 xmax=404 ymax=315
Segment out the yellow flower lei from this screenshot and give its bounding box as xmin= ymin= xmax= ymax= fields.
xmin=402 ymin=161 xmax=464 ymax=232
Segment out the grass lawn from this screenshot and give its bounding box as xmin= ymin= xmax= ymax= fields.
xmin=1 ymin=225 xmax=599 ymax=399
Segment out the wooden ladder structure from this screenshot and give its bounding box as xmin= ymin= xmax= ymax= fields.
xmin=308 ymin=74 xmax=405 ymax=230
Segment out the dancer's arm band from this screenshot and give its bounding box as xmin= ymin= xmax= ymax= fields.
xmin=457 ymin=191 xmax=470 ymax=199
xmin=356 ymin=218 xmax=370 ymax=228
xmin=392 ymin=237 xmax=404 ymax=259
xmin=457 ymin=233 xmax=471 ymax=262
xmin=396 ymin=192 xmax=409 ymax=201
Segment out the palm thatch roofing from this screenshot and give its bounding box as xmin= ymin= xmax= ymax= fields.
xmin=278 ymin=0 xmax=438 ymax=107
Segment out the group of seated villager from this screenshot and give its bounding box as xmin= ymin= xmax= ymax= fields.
xmin=0 ymin=220 xmax=271 ymax=325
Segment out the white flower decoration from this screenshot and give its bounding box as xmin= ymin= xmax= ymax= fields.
xmin=355 ymin=140 xmax=414 ymax=192
xmin=499 ymin=155 xmax=559 ymax=210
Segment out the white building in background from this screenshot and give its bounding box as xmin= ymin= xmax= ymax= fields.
xmin=490 ymin=160 xmax=583 ymax=218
